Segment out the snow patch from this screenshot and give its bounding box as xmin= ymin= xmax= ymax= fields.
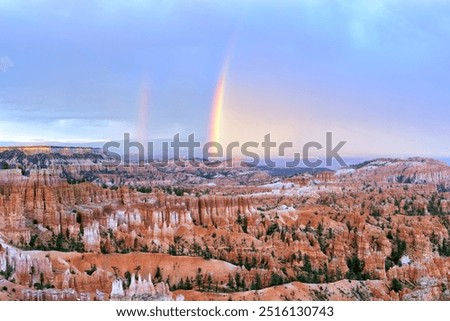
xmin=336 ymin=168 xmax=355 ymax=176
xmin=262 ymin=182 xmax=293 ymax=189
xmin=400 ymin=256 xmax=411 ymax=266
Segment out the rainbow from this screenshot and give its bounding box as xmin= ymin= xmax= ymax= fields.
xmin=208 ymin=23 xmax=241 ymax=143
xmin=208 ymin=63 xmax=229 ymax=143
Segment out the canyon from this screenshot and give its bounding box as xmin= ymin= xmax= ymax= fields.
xmin=0 ymin=148 xmax=449 ymax=301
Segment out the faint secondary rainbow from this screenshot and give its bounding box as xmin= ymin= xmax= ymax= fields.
xmin=137 ymin=79 xmax=150 ymax=142
xmin=208 ymin=60 xmax=229 ymax=143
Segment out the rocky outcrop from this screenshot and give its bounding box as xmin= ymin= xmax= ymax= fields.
xmin=1 ymin=156 xmax=450 ymax=301
xmin=110 ymin=273 xmax=174 ymax=301
xmin=0 ymin=146 xmax=102 ymax=156
xmin=341 ymin=158 xmax=450 ymax=187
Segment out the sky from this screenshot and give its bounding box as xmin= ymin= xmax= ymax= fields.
xmin=1 ymin=0 xmax=450 ymax=158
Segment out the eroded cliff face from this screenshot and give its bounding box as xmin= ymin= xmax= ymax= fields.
xmin=337 ymin=158 xmax=450 ymax=187
xmin=0 ymin=156 xmax=449 ymax=301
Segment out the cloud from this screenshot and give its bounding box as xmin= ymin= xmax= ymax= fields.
xmin=0 ymin=56 xmax=13 ymax=72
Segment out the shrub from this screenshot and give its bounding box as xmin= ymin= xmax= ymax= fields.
xmin=85 ymin=264 xmax=97 ymax=276
xmin=391 ymin=278 xmax=403 ymax=293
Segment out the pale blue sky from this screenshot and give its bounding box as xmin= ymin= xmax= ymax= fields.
xmin=0 ymin=0 xmax=449 ymax=157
